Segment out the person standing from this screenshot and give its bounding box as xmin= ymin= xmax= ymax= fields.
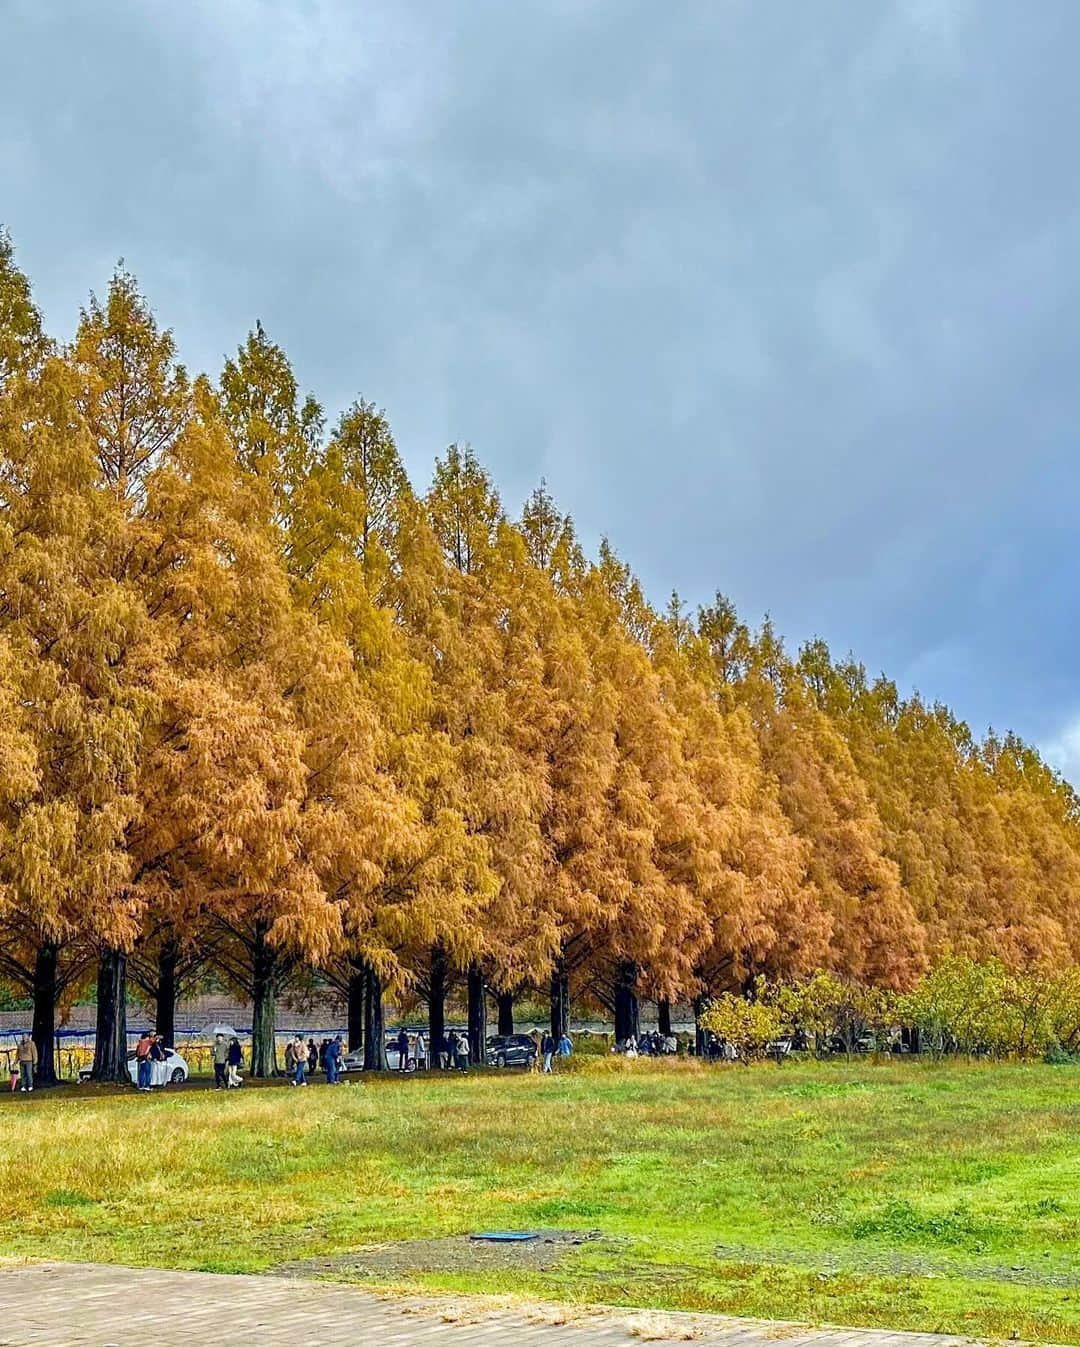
xmin=325 ymin=1035 xmax=342 ymax=1085
xmin=135 ymin=1031 xmax=154 ymax=1092
xmin=455 ymin=1032 xmax=469 ymax=1073
xmin=415 ymin=1030 xmax=427 ymax=1070
xmin=292 ymin=1035 xmax=307 ymax=1086
xmin=558 ymin=1030 xmax=573 ymax=1059
xmin=396 ymin=1027 xmax=410 ymax=1073
xmin=541 ymin=1031 xmax=554 ymax=1073
xmin=307 ymin=1038 xmax=318 ymax=1074
xmin=16 ymin=1034 xmax=37 ymax=1092
xmin=149 ymin=1033 xmax=165 ymax=1087
xmin=227 ymin=1036 xmax=243 ymax=1088
xmin=212 ymin=1033 xmax=229 ymax=1090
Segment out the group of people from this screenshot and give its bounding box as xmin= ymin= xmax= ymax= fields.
xmin=397 ymin=1027 xmax=575 ymax=1072
xmin=210 ymin=1033 xmax=247 ymax=1088
xmin=8 ymin=1022 xmax=585 ymax=1093
xmin=282 ymin=1034 xmax=345 ymax=1086
xmin=540 ymin=1030 xmax=574 ymax=1072
xmin=133 ymin=1030 xmax=171 ymax=1090
xmin=613 ymin=1031 xmax=678 ymax=1059
xmin=254 ymin=1025 xmax=575 ymax=1080
xmin=439 ymin=1029 xmax=470 ymax=1071
xmin=393 ymin=1027 xmax=425 ymax=1069
xmin=389 ymin=1027 xmax=467 ymax=1070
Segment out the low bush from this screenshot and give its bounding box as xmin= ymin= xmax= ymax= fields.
xmin=698 ymin=959 xmax=1080 ymax=1061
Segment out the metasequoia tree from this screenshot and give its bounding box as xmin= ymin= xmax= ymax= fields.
xmin=553 ymin=546 xmax=735 ymax=1039
xmin=0 ymin=257 xmax=148 ymax=1081
xmin=420 ymin=447 xmax=562 ymax=1062
xmin=201 ymin=578 xmax=400 ymax=1078
xmin=218 ymin=345 xmax=451 ymax=1073
xmin=656 ymin=617 xmax=822 ymax=1039
xmin=699 ymin=614 xmax=927 ymax=991
xmin=119 ymin=379 xmax=324 ymax=1046
xmin=514 ymin=487 xmax=613 ymax=1036
xmin=299 ymin=406 xmax=494 ymax=1069
xmin=220 ymin=354 xmax=484 ymax=1069
xmin=67 ymin=270 xmax=200 ymax=1076
xmin=0 ymin=231 xmax=50 ymax=384
xmin=0 ymin=241 xmax=79 ymax=1080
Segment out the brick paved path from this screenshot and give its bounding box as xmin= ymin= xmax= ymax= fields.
xmin=0 ymin=1263 xmax=987 ymax=1347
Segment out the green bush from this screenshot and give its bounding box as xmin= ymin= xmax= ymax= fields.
xmin=899 ymin=958 xmax=1080 ymax=1058
xmin=698 ymin=959 xmax=1078 ymax=1062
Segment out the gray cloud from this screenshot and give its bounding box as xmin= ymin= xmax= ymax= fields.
xmin=3 ymin=0 xmax=1080 ymax=763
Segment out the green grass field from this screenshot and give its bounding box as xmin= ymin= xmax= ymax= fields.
xmin=2 ymin=1058 xmax=1078 ymax=1341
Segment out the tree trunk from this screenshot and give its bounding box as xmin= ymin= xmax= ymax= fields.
xmin=614 ymin=960 xmax=639 ymax=1044
xmin=91 ymin=948 xmax=129 ymax=1083
xmin=693 ymin=995 xmax=707 ymax=1057
xmin=363 ymin=963 xmax=386 ymax=1071
xmin=250 ymin=923 xmax=277 ymax=1078
xmin=155 ymin=939 xmax=178 ymax=1048
xmin=657 ymin=998 xmax=672 ymax=1037
xmin=31 ymin=942 xmax=59 ymax=1087
xmin=428 ymin=944 xmax=446 ymax=1068
xmin=550 ymin=962 xmax=570 ymax=1040
xmin=347 ymin=959 xmax=365 ymax=1053
xmin=496 ymin=989 xmax=514 ymax=1036
xmin=902 ymin=1024 xmax=921 ymax=1055
xmin=467 ymin=964 xmax=487 ymax=1065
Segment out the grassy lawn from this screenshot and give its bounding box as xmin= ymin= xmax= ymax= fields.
xmin=1 ymin=1058 xmax=1079 ymax=1341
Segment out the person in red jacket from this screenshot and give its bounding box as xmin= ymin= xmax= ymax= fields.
xmin=135 ymin=1031 xmax=153 ymax=1092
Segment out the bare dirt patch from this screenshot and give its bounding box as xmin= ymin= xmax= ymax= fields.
xmin=276 ymin=1228 xmax=604 ymax=1280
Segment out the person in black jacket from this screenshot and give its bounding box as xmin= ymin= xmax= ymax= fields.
xmin=541 ymin=1031 xmax=555 ymax=1073
xmin=226 ymin=1036 xmax=243 ymax=1088
xmin=396 ymin=1027 xmax=410 ymax=1072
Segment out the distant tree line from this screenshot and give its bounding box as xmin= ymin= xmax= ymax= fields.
xmin=2 ymin=232 xmax=1079 ymax=1085
xmin=702 ymin=960 xmax=1080 ymax=1061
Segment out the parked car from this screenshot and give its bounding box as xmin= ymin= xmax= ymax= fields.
xmin=826 ymin=1032 xmax=877 ymax=1054
xmin=486 ymin=1033 xmax=537 ymax=1068
xmin=341 ymin=1035 xmax=417 ymax=1072
xmin=79 ymin=1047 xmax=189 ymax=1087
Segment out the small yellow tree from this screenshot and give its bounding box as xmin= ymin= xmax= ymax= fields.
xmin=700 ymin=991 xmax=788 ymax=1061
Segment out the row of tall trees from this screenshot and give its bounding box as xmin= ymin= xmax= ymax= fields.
xmin=3 ymin=234 xmax=1079 ymax=1083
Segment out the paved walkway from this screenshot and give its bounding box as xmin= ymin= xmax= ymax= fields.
xmin=0 ymin=1263 xmax=986 ymax=1347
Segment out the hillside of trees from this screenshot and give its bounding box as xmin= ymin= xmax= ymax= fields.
xmin=2 ymin=232 xmax=1079 ymax=1082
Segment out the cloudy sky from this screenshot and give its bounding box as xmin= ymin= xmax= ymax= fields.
xmin=3 ymin=2 xmax=1080 ymax=775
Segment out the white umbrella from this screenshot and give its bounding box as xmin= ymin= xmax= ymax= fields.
xmin=210 ymin=1023 xmax=240 ymax=1038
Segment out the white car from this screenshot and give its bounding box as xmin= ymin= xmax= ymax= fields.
xmin=341 ymin=1042 xmax=416 ymax=1072
xmin=80 ymin=1047 xmax=190 ymax=1087
xmin=133 ymin=1047 xmax=189 ymax=1086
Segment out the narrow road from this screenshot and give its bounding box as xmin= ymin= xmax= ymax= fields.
xmin=0 ymin=1262 xmax=991 ymax=1347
